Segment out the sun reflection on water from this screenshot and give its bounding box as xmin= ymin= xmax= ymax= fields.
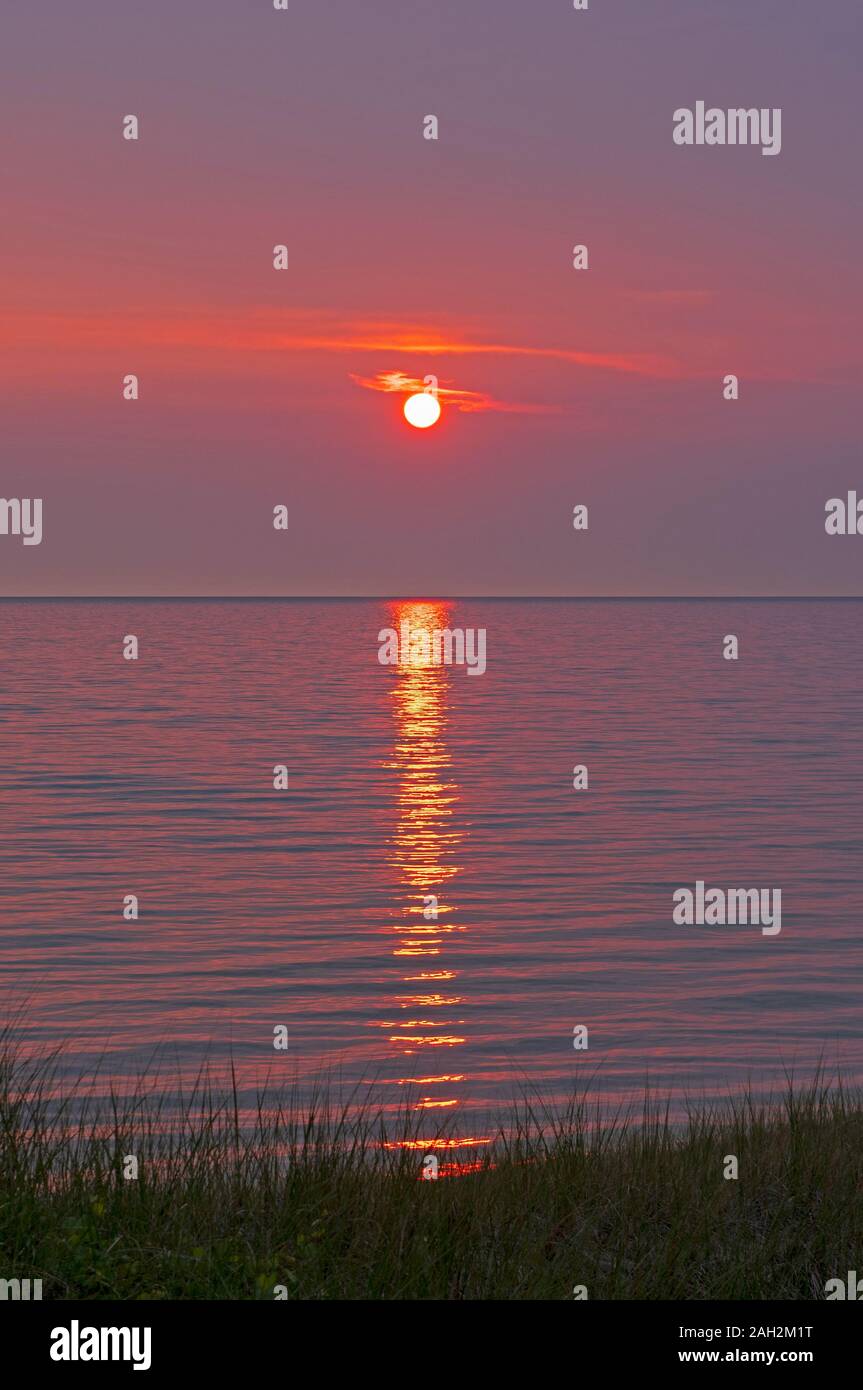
xmin=376 ymin=600 xmax=489 ymax=1167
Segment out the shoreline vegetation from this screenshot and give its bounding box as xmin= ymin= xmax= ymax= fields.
xmin=1 ymin=1034 xmax=861 ymax=1300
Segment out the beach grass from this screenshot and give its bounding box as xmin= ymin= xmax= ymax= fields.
xmin=1 ymin=1031 xmax=861 ymax=1300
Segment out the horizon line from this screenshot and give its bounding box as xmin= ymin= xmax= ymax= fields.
xmin=1 ymin=595 xmax=862 ymax=603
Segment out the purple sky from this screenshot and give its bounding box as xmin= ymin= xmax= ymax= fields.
xmin=2 ymin=0 xmax=861 ymax=595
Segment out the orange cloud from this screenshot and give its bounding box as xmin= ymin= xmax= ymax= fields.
xmin=347 ymin=370 xmax=555 ymax=415
xmin=300 ymin=329 xmax=677 ymax=379
xmin=0 ymin=308 xmax=681 ymax=379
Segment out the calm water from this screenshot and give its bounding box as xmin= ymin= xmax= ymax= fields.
xmin=2 ymin=599 xmax=862 ymax=1150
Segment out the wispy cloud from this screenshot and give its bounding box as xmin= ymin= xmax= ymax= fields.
xmin=347 ymin=370 xmax=556 ymax=415
xmin=310 ymin=331 xmax=677 ymax=379
xmin=1 ymin=309 xmax=681 ymax=379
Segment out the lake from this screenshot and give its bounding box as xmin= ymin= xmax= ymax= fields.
xmin=1 ymin=598 xmax=862 ymax=1152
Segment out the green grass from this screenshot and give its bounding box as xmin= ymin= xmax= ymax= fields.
xmin=1 ymin=1032 xmax=861 ymax=1300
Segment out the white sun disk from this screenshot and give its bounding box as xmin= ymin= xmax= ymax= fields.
xmin=404 ymin=392 xmax=441 ymax=429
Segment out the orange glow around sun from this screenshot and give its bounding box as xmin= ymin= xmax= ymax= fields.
xmin=404 ymin=392 xmax=441 ymax=429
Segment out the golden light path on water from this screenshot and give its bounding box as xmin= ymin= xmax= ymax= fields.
xmin=378 ymin=600 xmax=491 ymax=1174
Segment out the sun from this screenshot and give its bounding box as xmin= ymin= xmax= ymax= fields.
xmin=404 ymin=392 xmax=441 ymax=429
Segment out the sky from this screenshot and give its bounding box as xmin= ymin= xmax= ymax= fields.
xmin=1 ymin=0 xmax=861 ymax=596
